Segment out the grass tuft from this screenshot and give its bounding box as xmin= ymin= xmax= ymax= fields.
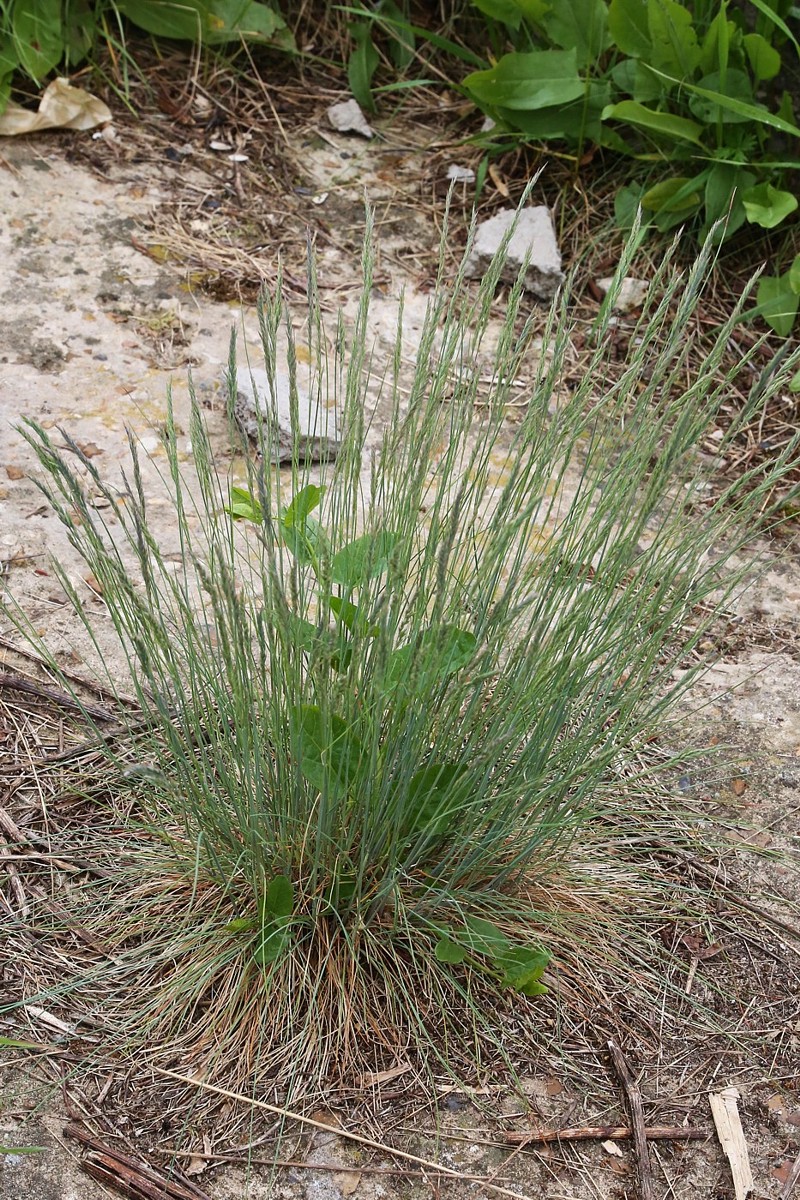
xmin=4 ymin=205 xmax=799 ymax=1114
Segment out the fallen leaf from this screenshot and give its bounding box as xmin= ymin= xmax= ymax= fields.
xmin=767 ymin=1094 xmax=786 ymax=1113
xmin=488 ymin=163 xmax=510 ymax=199
xmin=84 ymin=574 xmax=104 ymax=595
xmin=731 ymin=777 xmax=748 ymax=796
xmin=602 ymin=1139 xmax=624 ymax=1157
xmin=5 ymin=465 xmax=24 ymax=480
xmin=77 ymin=441 xmax=104 ymax=458
xmin=545 ymin=1078 xmax=564 ymax=1096
xmin=0 ymin=78 xmax=112 ymax=135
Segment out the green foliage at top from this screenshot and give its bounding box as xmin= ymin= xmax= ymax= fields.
xmin=7 ymin=207 xmax=800 ymax=1086
xmin=351 ymin=0 xmax=800 ymax=335
xmin=465 ymin=0 xmax=799 ymax=241
xmin=0 ymin=0 xmax=292 ymax=111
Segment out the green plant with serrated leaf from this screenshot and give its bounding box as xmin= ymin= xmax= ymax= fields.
xmin=5 ymin=204 xmax=799 ymax=1094
xmin=0 ymin=0 xmax=293 ymax=113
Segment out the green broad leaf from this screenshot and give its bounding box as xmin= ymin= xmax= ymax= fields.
xmin=280 ymin=512 xmax=329 ymax=567
xmin=646 ymin=0 xmax=699 ymax=76
xmin=117 ymin=0 xmax=207 ymax=39
xmin=254 ymin=875 xmax=293 ymax=965
xmin=348 ymin=21 xmax=380 ymax=111
xmin=641 ymin=176 xmax=702 ymax=213
xmin=380 ymin=0 xmax=415 ymax=70
xmin=62 ymin=0 xmax=96 ymax=64
xmin=611 ymin=58 xmax=664 ymax=103
xmin=283 ymin=484 xmax=323 ymax=525
xmin=286 ymin=612 xmax=324 ymax=654
xmin=405 ymin=762 xmax=467 ymax=837
xmin=463 ymin=49 xmax=585 ymax=111
xmin=0 ymin=39 xmax=18 ymax=79
xmin=463 ymin=915 xmax=510 ymax=955
xmin=321 ymin=872 xmax=358 ymax=910
xmin=225 ymin=916 xmax=256 ymax=933
xmin=743 ymin=31 xmax=781 ymax=80
xmin=650 ymin=68 xmax=800 ymax=137
xmin=789 ymin=255 xmax=800 ymax=296
xmin=688 ymin=70 xmax=755 ymax=125
xmin=254 ymin=926 xmax=288 ymax=965
xmin=0 ymin=1144 xmax=46 ymax=1155
xmin=264 ymin=874 xmax=293 ymax=918
xmin=496 ymin=946 xmax=550 ymax=995
xmin=329 ymin=595 xmax=359 ymax=630
xmin=540 ymin=0 xmax=609 ymax=68
xmin=703 ymin=163 xmax=755 ymax=241
xmin=205 ymin=0 xmax=286 ymax=43
xmin=226 ymin=485 xmax=263 ymax=522
xmin=331 ymin=530 xmax=401 ymax=588
xmin=292 ymin=704 xmax=363 ymax=797
xmin=328 ymin=595 xmax=380 ymax=637
xmin=387 ymin=625 xmax=477 ymax=690
xmin=756 ymin=275 xmax=799 ymax=337
xmin=602 ymin=100 xmax=704 ymax=145
xmin=434 ymin=936 xmax=467 ymax=964
xmin=13 ymin=0 xmax=64 ymax=81
xmin=698 ymin=10 xmax=737 ymax=77
xmin=789 ymin=370 xmax=800 ymax=394
xmin=471 ymin=0 xmax=522 ymax=27
xmin=741 ymin=183 xmax=798 ymax=229
xmin=496 ymin=80 xmax=610 ymax=141
xmin=614 ymin=182 xmax=648 ymax=229
xmin=748 ymin=0 xmax=800 ymax=57
xmin=608 ymin=0 xmax=650 ymax=58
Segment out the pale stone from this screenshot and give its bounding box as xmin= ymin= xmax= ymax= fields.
xmin=327 ymin=99 xmax=374 ymax=139
xmin=597 ymin=276 xmax=649 ymax=312
xmin=232 ymin=367 xmax=341 ymax=463
xmin=464 ymin=206 xmax=564 ymax=300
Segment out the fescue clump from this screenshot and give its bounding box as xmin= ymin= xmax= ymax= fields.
xmin=5 ymin=209 xmax=799 ymax=1107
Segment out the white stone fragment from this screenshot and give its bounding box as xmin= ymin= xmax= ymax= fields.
xmin=326 ymin=99 xmax=374 ymax=138
xmin=464 ymin=206 xmax=564 ymax=300
xmin=232 ymin=367 xmax=341 ymax=464
xmin=446 ymin=164 xmax=475 ymax=183
xmin=597 ymin=276 xmax=649 ymax=313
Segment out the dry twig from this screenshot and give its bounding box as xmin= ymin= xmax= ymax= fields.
xmin=501 ymin=1124 xmax=705 ymax=1147
xmin=608 ymin=1039 xmax=654 ymax=1200
xmin=66 ymin=1124 xmax=213 ymax=1200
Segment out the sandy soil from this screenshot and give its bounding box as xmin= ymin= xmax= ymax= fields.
xmin=1 ymin=106 xmax=799 ymax=1200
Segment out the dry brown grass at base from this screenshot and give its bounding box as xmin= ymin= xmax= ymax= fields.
xmin=1 ymin=670 xmax=798 ymax=1156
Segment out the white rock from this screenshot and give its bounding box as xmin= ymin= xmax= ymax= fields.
xmin=327 ymin=99 xmax=374 ymax=139
xmin=446 ymin=164 xmax=475 ymax=183
xmin=464 ymin=206 xmax=564 ymax=300
xmin=232 ymin=367 xmax=341 ymax=464
xmin=597 ymin=276 xmax=649 ymax=312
